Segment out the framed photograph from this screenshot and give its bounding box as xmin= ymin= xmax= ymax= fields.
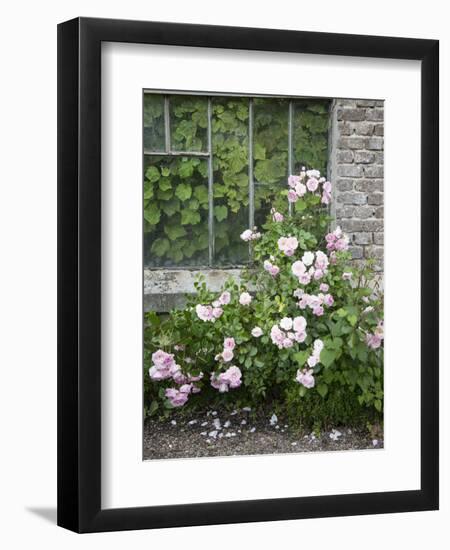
xmin=57 ymin=17 xmax=439 ymax=532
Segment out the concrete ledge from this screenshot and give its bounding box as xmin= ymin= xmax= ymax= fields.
xmin=144 ymin=268 xmax=243 ymax=312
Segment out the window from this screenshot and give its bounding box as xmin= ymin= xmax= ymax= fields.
xmin=143 ymin=92 xmax=330 ymax=268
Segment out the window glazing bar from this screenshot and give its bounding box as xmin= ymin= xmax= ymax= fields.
xmin=207 ymin=98 xmax=214 ymax=266
xmin=164 ymin=96 xmax=171 ymax=153
xmin=288 ymin=100 xmax=294 ymax=215
xmin=144 ymin=150 xmax=209 ymax=157
xmin=248 ymin=98 xmax=254 ymax=230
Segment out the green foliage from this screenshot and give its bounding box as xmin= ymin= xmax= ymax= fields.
xmin=143 ymin=95 xmax=330 ymax=266
xmin=144 ymin=181 xmax=384 ymax=430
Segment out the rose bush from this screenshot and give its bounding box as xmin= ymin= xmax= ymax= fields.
xmin=144 ymin=168 xmax=383 ymax=428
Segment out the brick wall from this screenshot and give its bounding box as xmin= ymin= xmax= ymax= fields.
xmin=328 ymin=99 xmax=384 ymax=271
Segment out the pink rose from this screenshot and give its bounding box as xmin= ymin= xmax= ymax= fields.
xmin=323 ymin=294 xmax=334 ymax=307
xmin=306 ymin=177 xmax=319 ymax=192
xmin=239 ymin=292 xmax=252 ymax=306
xmin=319 ymin=283 xmax=329 ymax=292
xmin=292 ymin=260 xmax=306 ymax=278
xmin=280 ymin=317 xmax=293 ymax=331
xmin=296 ymin=369 xmax=315 ymax=389
xmin=218 ymin=291 xmax=231 ymax=305
xmin=287 ymin=190 xmax=298 ymax=203
xmin=313 ymin=305 xmax=324 ymax=316
xmin=251 ymin=327 xmax=263 ymax=337
xmin=293 ymin=316 xmax=307 ymax=333
xmin=212 ymin=307 xmax=223 ymax=319
xmin=342 ymin=272 xmax=352 ymax=281
xmin=221 ymin=349 xmax=234 ymax=362
xmin=223 ymin=337 xmax=236 ymax=350
xmin=295 ymin=182 xmax=307 ymax=197
xmin=288 ymin=175 xmax=301 ymax=188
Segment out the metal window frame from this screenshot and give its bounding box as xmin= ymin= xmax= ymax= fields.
xmin=143 ymin=92 xmax=298 ymax=267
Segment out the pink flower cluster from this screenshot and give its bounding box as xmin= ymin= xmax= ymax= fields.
xmin=278 ymin=236 xmax=299 ymax=256
xmin=165 ymin=383 xmax=201 ymax=407
xmin=264 ymin=258 xmax=280 ymax=277
xmin=149 ymin=350 xmax=178 ymax=381
xmin=215 ymin=337 xmax=236 ymax=363
xmin=291 ymin=250 xmax=329 ymax=284
xmin=271 ymin=208 xmax=284 ymax=222
xmin=296 ymin=339 xmax=324 ymax=389
xmin=366 ymin=320 xmax=384 ymax=349
xmin=195 ymin=291 xmax=231 ymax=322
xmin=270 ymin=316 xmax=307 ymax=349
xmin=240 ymin=228 xmax=261 ymax=242
xmin=287 ymin=169 xmax=332 ymax=205
xmin=149 ymin=349 xmax=203 ymax=407
xmin=295 ymin=288 xmax=334 ymax=317
xmin=211 ymin=365 xmax=242 ymax=393
xmin=325 ymin=226 xmax=349 ymax=252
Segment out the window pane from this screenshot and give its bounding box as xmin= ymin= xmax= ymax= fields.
xmin=170 ymin=95 xmax=208 ymax=152
xmin=144 ymin=155 xmax=209 ymax=267
xmin=143 ymin=94 xmax=165 ymax=151
xmin=293 ymin=100 xmax=330 ymax=175
xmin=253 ymin=98 xmax=289 ymax=225
xmin=212 ymin=97 xmax=250 ymax=266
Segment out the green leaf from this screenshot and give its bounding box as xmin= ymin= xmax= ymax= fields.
xmin=148 ymin=400 xmax=159 ymax=416
xmin=214 ymin=205 xmax=228 ymax=222
xmin=144 ymin=203 xmax=161 ymax=225
xmin=347 ymin=314 xmax=358 ymax=327
xmin=151 ymin=237 xmax=170 ymax=257
xmin=294 ymin=350 xmax=309 ymax=366
xmin=175 ymin=183 xmax=192 ymax=201
xmin=161 ymin=199 xmax=180 ymax=217
xmin=145 ymin=165 xmax=160 ymax=183
xmin=164 ymin=224 xmax=187 ymax=241
xmin=181 ymin=209 xmax=201 ymax=225
xmin=317 ymin=382 xmax=328 ymax=398
xmin=254 ymin=142 xmax=266 ymax=160
xmin=144 ymin=181 xmax=154 ymax=199
xmin=374 ymin=399 xmax=382 ymax=412
xmin=158 ymin=178 xmax=172 ymax=191
xmin=178 ymin=160 xmax=194 ymax=179
xmin=295 ymin=199 xmax=307 ymax=212
xmin=320 ymin=348 xmax=337 ymax=368
xmin=193 ymin=185 xmax=209 ymax=204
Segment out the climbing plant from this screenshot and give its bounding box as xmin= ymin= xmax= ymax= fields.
xmin=143 ymin=95 xmax=330 ymax=267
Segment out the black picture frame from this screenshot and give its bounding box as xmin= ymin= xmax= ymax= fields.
xmin=57 ymin=17 xmax=439 ymax=533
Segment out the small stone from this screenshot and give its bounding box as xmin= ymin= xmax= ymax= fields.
xmin=208 ymin=430 xmax=218 ymax=438
xmin=242 ymin=407 xmax=251 ymax=412
xmin=213 ymin=419 xmax=221 ymax=430
xmin=270 ymin=414 xmax=278 ymax=426
xmin=200 ymin=431 xmax=207 ymax=436
xmin=201 ymin=421 xmax=208 ymax=427
xmin=206 ymin=439 xmax=211 ymax=443
xmin=188 ymin=420 xmax=197 ymax=425
xmin=218 ymin=433 xmax=223 ymax=438
xmin=372 ymin=439 xmax=379 ymax=447
xmin=275 ymin=425 xmax=280 ymax=430
xmin=230 ymin=410 xmax=238 ymax=416
xmin=224 ymin=420 xmax=231 ymax=428
xmin=249 ymin=427 xmax=256 ymax=433
xmin=211 ymin=411 xmax=218 ymax=416
xmin=291 ymin=442 xmax=297 ymax=446
xmin=241 ymin=419 xmax=247 ymax=425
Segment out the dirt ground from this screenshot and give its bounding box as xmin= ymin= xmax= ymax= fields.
xmin=143 ymin=407 xmax=383 ymax=460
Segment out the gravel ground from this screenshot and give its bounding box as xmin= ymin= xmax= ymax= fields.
xmin=143 ymin=407 xmax=383 ymax=460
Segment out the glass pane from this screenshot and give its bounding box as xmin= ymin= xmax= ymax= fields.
xmin=252 ymin=98 xmax=289 ymax=225
xmin=144 ymin=155 xmax=209 ymax=267
xmin=170 ymin=95 xmax=208 ymax=152
xmin=293 ymin=100 xmax=330 ymax=176
xmin=143 ymin=94 xmax=165 ymax=151
xmin=212 ymin=97 xmax=250 ymax=266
